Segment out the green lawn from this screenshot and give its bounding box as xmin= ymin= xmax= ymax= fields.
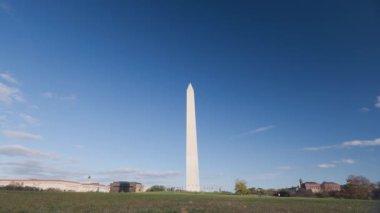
xmin=0 ymin=191 xmax=379 ymax=213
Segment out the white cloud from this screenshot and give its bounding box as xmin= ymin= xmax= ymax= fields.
xmin=0 ymin=145 xmax=57 ymax=159
xmin=74 ymin=144 xmax=84 ymax=149
xmin=0 ymin=115 xmax=7 ymax=127
xmin=317 ymin=159 xmax=354 ymax=169
xmin=341 ymin=138 xmax=380 ymax=147
xmin=29 ymin=104 xmax=39 ymax=110
xmin=0 ymin=82 xmax=23 ymax=105
xmin=61 ymin=95 xmax=77 ymax=101
xmin=137 ymin=171 xmax=180 ymax=179
xmin=304 ymin=137 xmax=380 ymax=151
xmin=250 ymin=125 xmax=276 ymax=134
xmin=0 ymin=160 xmax=85 ymax=179
xmin=318 ymin=163 xmax=336 ymax=169
xmin=0 ymin=115 xmax=6 ymax=121
xmin=100 ymin=168 xmax=139 ymax=175
xmin=43 ymin=92 xmax=77 ymax=101
xmin=0 ymin=160 xmax=180 ymax=184
xmin=375 ymin=96 xmax=380 ymax=108
xmin=253 ymin=172 xmax=280 ymax=181
xmin=235 ymin=125 xmax=276 ymax=138
xmin=277 ymin=166 xmax=291 ymax=170
xmin=19 ymin=113 xmax=39 ymax=126
xmin=0 ymin=1 xmax=12 ymax=15
xmin=358 ymin=107 xmax=370 ymax=112
xmin=0 ymin=72 xmax=19 ymax=85
xmin=2 ymin=130 xmax=43 ymax=141
xmin=341 ymin=159 xmax=355 ymax=164
xmin=303 ymin=145 xmax=336 ymax=151
xmin=43 ymin=92 xmax=55 ymax=99
xmin=96 ymin=168 xmax=181 ymax=182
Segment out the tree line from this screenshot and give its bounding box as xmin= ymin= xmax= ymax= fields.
xmin=235 ymin=175 xmax=380 ymax=200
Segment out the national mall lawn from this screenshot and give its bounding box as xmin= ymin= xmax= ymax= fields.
xmin=1 ymin=191 xmax=379 ymax=213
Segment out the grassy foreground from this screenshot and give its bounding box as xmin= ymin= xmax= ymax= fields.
xmin=0 ymin=191 xmax=379 ymax=213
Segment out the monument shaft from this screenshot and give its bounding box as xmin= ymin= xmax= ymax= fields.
xmin=186 ymin=84 xmax=200 ymax=192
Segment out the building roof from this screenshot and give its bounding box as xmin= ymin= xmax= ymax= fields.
xmin=303 ymin=182 xmax=319 ymax=185
xmin=0 ymin=179 xmax=106 ymax=186
xmin=0 ymin=179 xmax=80 ymax=184
xmin=321 ymin=181 xmax=340 ymax=185
xmin=112 ymin=181 xmax=142 ymax=185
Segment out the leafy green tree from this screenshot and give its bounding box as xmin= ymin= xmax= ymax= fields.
xmin=147 ymin=185 xmax=166 ymax=192
xmin=235 ymin=179 xmax=249 ymax=195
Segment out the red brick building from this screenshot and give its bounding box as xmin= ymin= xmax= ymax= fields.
xmin=301 ymin=182 xmax=321 ymax=193
xmin=321 ymin=182 xmax=341 ymax=192
xmin=299 ymin=179 xmax=340 ymax=193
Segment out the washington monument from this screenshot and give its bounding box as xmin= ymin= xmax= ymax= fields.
xmin=186 ymin=83 xmax=200 ymax=192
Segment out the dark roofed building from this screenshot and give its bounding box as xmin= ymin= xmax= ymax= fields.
xmin=110 ymin=181 xmax=144 ymax=193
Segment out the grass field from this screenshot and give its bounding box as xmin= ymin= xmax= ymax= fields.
xmin=0 ymin=191 xmax=379 ymax=213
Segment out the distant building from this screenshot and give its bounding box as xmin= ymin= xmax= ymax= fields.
xmin=110 ymin=181 xmax=144 ymax=193
xmin=321 ymin=182 xmax=341 ymax=192
xmin=299 ymin=179 xmax=340 ymax=193
xmin=0 ymin=179 xmax=109 ymax=192
xmin=301 ymin=182 xmax=321 ymax=193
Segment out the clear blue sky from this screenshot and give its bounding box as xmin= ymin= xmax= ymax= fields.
xmin=0 ymin=0 xmax=379 ymax=191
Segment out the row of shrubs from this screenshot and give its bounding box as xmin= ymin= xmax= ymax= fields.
xmin=0 ymin=185 xmax=63 ymax=192
xmin=273 ymin=181 xmax=380 ymax=200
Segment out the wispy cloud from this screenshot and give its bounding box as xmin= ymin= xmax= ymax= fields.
xmin=61 ymin=95 xmax=77 ymax=101
xmin=0 ymin=160 xmax=85 ymax=179
xmin=332 ymin=158 xmax=356 ymax=165
xmin=42 ymin=92 xmax=55 ymax=99
xmin=277 ymin=166 xmax=291 ymax=170
xmin=304 ymin=137 xmax=380 ymax=151
xmin=0 ymin=144 xmax=57 ymax=159
xmin=74 ymin=144 xmax=84 ymax=149
xmin=0 ymin=115 xmax=7 ymax=127
xmin=250 ymin=125 xmax=276 ymax=134
xmin=318 ymin=158 xmax=355 ymax=169
xmin=0 ymin=83 xmax=23 ymax=105
xmin=29 ymin=104 xmax=39 ymax=110
xmin=0 ymin=72 xmax=19 ymax=85
xmin=19 ymin=113 xmax=39 ymax=126
xmin=318 ymin=163 xmax=336 ymax=169
xmin=341 ymin=159 xmax=355 ymax=164
xmin=235 ymin=125 xmax=276 ymax=138
xmin=96 ymin=168 xmax=180 ymax=182
xmin=99 ymin=168 xmax=139 ymax=175
xmin=303 ymin=145 xmax=337 ymax=151
xmin=358 ymin=107 xmax=370 ymax=112
xmin=43 ymin=92 xmax=77 ymax=101
xmin=137 ymin=171 xmax=180 ymax=179
xmin=375 ymin=96 xmax=380 ymax=108
xmin=0 ymin=158 xmax=180 ymax=183
xmin=253 ymin=172 xmax=280 ymax=181
xmin=341 ymin=138 xmax=380 ymax=147
xmin=2 ymin=130 xmax=43 ymax=141
xmin=0 ymin=1 xmax=12 ymax=15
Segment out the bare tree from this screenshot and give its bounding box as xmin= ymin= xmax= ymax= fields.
xmin=342 ymin=175 xmax=371 ymax=199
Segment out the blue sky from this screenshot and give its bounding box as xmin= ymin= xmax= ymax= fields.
xmin=0 ymin=0 xmax=379 ymax=191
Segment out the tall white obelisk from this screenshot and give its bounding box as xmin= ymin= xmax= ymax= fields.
xmin=186 ymin=83 xmax=200 ymax=192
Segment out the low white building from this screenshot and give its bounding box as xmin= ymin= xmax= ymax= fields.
xmin=0 ymin=179 xmax=110 ymax=192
